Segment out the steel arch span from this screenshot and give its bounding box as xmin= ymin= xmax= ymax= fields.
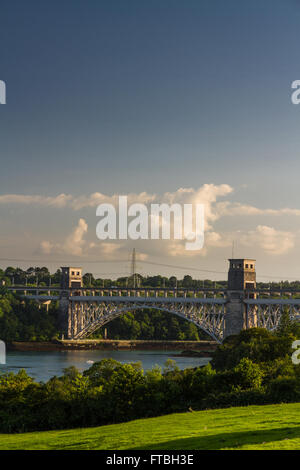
xmin=245 ymin=299 xmax=300 ymax=331
xmin=68 ymin=298 xmax=226 ymax=343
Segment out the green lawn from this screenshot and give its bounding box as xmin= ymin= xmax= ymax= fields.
xmin=1 ymin=403 xmax=300 ymax=450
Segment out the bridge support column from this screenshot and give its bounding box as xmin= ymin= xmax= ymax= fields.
xmin=224 ymin=291 xmax=246 ymax=338
xmin=224 ymin=258 xmax=257 ymax=338
xmin=67 ymin=301 xmax=80 ymax=339
xmin=59 ymin=293 xmax=70 ymax=337
xmin=67 ymin=305 xmax=71 ymax=338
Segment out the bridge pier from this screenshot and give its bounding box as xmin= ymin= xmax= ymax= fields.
xmin=224 ymin=258 xmax=257 ymax=339
xmin=224 ymin=291 xmax=246 ymax=337
xmin=59 ymin=294 xmax=70 ymax=335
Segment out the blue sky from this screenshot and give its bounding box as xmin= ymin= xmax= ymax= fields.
xmin=1 ymin=0 xmax=300 ymax=279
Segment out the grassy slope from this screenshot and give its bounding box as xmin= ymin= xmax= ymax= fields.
xmin=1 ymin=403 xmax=300 ymax=450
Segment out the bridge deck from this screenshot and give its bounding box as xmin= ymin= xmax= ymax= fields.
xmin=69 ymin=295 xmax=226 ymax=304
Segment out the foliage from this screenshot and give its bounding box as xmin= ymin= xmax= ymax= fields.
xmin=0 ymin=290 xmax=59 ymax=342
xmin=2 ymin=403 xmax=300 ymax=450
xmin=211 ymin=328 xmax=295 ymax=371
xmin=1 ymin=326 xmax=300 ymax=433
xmin=94 ymin=309 xmax=206 ymax=340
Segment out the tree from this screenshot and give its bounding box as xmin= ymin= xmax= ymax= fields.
xmin=276 ymin=310 xmax=300 ymax=337
xmin=183 ymin=275 xmax=193 ymax=287
xmin=211 ymin=328 xmax=294 ymax=371
xmin=83 ymin=273 xmax=95 ymax=287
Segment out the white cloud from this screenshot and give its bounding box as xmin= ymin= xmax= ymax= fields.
xmin=1 ymin=186 xmax=300 ymax=224
xmin=71 ymin=191 xmax=156 ymax=210
xmin=0 ymin=193 xmax=72 ymax=207
xmin=99 ymin=242 xmax=122 ymax=256
xmin=160 ymin=184 xmax=233 ymax=230
xmin=215 ymin=202 xmax=300 ymax=218
xmin=40 ymin=218 xmax=88 ymax=256
xmin=39 ymin=219 xmax=125 ymax=260
xmin=39 ymin=240 xmax=54 ymax=255
xmin=239 ymin=225 xmax=295 ymax=255
xmin=8 ymin=185 xmax=297 ymax=261
xmin=63 ymin=218 xmax=88 ymax=256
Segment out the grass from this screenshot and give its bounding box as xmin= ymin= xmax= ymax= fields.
xmin=1 ymin=403 xmax=300 ymax=450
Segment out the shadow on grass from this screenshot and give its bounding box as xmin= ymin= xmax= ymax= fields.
xmin=132 ymin=426 xmax=300 ymax=450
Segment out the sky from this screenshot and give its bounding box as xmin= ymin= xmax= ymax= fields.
xmin=1 ymin=0 xmax=300 ymax=280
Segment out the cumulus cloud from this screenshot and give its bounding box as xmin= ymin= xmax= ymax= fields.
xmin=0 ymin=193 xmax=72 ymax=207
xmin=11 ymin=184 xmax=298 ymax=261
xmin=63 ymin=218 xmax=88 ymax=256
xmin=39 ymin=218 xmax=125 ymax=259
xmin=239 ymin=225 xmax=295 ymax=255
xmin=215 ymin=202 xmax=300 ymax=218
xmin=40 ymin=218 xmax=88 ymax=256
xmin=39 ymin=240 xmax=54 ymax=255
xmin=1 ymin=186 xmax=300 ymax=222
xmin=98 ymin=242 xmax=122 ymax=256
xmin=159 ymin=184 xmax=233 ymax=231
xmin=71 ymin=191 xmax=156 ymax=210
xmin=0 ymin=184 xmax=232 ymax=216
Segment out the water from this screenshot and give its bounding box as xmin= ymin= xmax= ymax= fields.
xmin=0 ymin=350 xmax=211 ymax=383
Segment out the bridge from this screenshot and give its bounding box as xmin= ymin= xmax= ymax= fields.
xmin=6 ymin=259 xmax=300 ymax=343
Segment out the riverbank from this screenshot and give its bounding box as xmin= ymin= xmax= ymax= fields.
xmin=2 ymin=349 xmax=211 ymax=382
xmin=8 ymin=339 xmax=218 ymax=353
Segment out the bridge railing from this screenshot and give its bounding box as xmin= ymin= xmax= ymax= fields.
xmin=8 ymin=286 xmax=300 ymax=301
xmin=244 ymin=288 xmax=300 ymax=300
xmin=6 ymin=286 xmax=227 ymax=299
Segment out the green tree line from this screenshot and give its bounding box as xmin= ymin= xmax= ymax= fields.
xmin=1 ymin=319 xmax=300 ymax=433
xmin=2 ymin=265 xmax=300 ymax=290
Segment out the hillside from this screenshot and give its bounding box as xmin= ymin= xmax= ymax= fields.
xmin=1 ymin=403 xmax=300 ymax=450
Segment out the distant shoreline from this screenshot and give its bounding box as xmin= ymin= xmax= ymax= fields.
xmin=8 ymin=339 xmax=218 ymax=354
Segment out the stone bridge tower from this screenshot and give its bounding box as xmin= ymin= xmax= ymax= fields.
xmin=224 ymin=259 xmax=256 ymax=338
xmin=59 ymin=267 xmax=83 ymax=336
xmin=61 ymin=267 xmax=83 ymax=290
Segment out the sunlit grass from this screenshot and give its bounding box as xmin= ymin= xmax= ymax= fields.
xmin=1 ymin=403 xmax=300 ymax=450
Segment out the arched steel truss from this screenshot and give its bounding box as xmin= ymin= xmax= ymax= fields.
xmin=68 ymin=297 xmax=226 ymax=343
xmin=245 ymin=299 xmax=300 ymax=331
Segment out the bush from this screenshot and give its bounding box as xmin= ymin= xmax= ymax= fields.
xmin=211 ymin=328 xmax=294 ymax=371
xmin=266 ymin=377 xmax=300 ymax=403
xmin=201 ymin=389 xmax=269 ymax=409
xmin=1 ymin=326 xmax=300 ymax=433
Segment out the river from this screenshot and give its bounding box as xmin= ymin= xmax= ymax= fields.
xmin=0 ymin=350 xmax=211 ymax=382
